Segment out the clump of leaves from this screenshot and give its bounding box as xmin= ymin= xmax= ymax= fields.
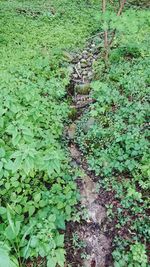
xmin=113 ymin=242 xmax=148 ymax=267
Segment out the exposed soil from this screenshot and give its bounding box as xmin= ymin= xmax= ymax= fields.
xmin=65 ymin=37 xmax=114 ymax=267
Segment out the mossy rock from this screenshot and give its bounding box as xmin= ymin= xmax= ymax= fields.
xmin=68 ymin=107 xmax=77 ymax=120
xmin=75 ymin=83 xmax=91 ymax=94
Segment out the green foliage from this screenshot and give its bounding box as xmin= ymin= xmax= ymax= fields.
xmin=76 ymin=7 xmax=150 ymax=264
xmin=0 ymin=0 xmax=101 ymax=266
xmin=0 ymin=242 xmax=19 ymax=267
xmin=113 ymin=242 xmax=148 ymax=267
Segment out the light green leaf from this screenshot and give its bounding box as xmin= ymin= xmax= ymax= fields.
xmin=0 ymin=207 xmax=6 ymax=215
xmin=0 ymin=148 xmax=5 ymax=158
xmin=30 ymin=236 xmax=38 ymax=248
xmin=55 ymin=234 xmax=64 ymax=247
xmin=34 ymin=193 xmax=41 ymax=202
xmin=28 ymin=205 xmax=35 ymax=217
xmin=0 ymin=247 xmax=10 ymax=267
xmin=0 ymin=161 xmax=3 ymax=172
xmin=47 ymin=256 xmax=57 ymax=267
xmin=6 ymin=207 xmax=15 ymax=235
xmin=55 ymin=248 xmax=65 ymax=267
xmin=5 ymin=226 xmax=16 ymax=240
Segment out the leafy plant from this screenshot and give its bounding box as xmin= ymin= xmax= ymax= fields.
xmin=113 ymin=242 xmax=148 ymax=267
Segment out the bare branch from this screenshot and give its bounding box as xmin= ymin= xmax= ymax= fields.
xmin=109 ymin=0 xmax=126 ymax=46
xmin=117 ymin=0 xmax=126 ymax=16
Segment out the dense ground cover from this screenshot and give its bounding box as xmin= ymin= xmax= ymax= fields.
xmin=76 ymin=7 xmax=150 ymax=267
xmin=0 ymin=0 xmax=149 ymax=266
xmin=0 ymin=0 xmax=101 ymax=266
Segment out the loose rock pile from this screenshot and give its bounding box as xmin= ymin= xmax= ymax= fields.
xmin=66 ymin=35 xmax=103 ymax=109
xmin=72 ymin=45 xmax=98 ymax=84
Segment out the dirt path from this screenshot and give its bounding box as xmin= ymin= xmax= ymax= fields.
xmin=65 ymin=37 xmax=113 ymax=267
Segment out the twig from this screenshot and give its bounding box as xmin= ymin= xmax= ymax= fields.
xmin=117 ymin=0 xmax=126 ymax=16
xmin=74 ymin=66 xmax=81 ymax=78
xmin=109 ymin=0 xmax=126 ymax=46
xmin=102 ymin=0 xmax=109 ymax=63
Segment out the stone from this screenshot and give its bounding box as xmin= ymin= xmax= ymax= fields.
xmin=70 ymin=160 xmax=78 ymax=168
xmin=72 ymin=73 xmax=78 ymax=79
xmin=83 ymin=117 xmax=95 ymax=133
xmin=82 ymin=50 xmax=88 ymax=54
xmin=88 ymin=71 xmax=93 ymax=78
xmin=91 ymin=43 xmax=96 ymax=48
xmin=82 ymin=53 xmax=88 ymax=59
xmin=69 ymin=144 xmax=82 ymax=163
xmin=80 ymin=174 xmax=98 ymax=206
xmin=82 ymin=70 xmax=88 ymax=75
xmin=82 ymin=234 xmax=110 ymax=267
xmin=67 ymin=123 xmax=76 ymax=139
xmin=81 ymin=58 xmax=87 ymax=63
xmin=87 ymin=61 xmax=92 ymax=67
xmin=88 ymin=203 xmax=106 ymax=225
xmin=75 ymin=83 xmax=91 ymax=94
xmin=62 ymin=51 xmax=73 ymax=61
xmin=81 ymin=62 xmax=87 ymax=68
xmin=82 ymin=76 xmax=89 ymax=83
xmin=77 ymin=62 xmax=81 ymax=69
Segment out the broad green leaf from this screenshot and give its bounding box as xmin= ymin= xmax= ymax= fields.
xmin=30 ymin=236 xmax=38 ymax=248
xmin=34 ymin=193 xmax=41 ymax=202
xmin=0 ymin=207 xmax=6 ymax=215
xmin=5 ymin=226 xmax=16 ymax=240
xmin=55 ymin=248 xmax=65 ymax=267
xmin=55 ymin=234 xmax=64 ymax=247
xmin=6 ymin=207 xmax=15 ymax=235
xmin=28 ymin=206 xmax=35 ymax=217
xmin=0 ymin=248 xmax=10 ymax=267
xmin=0 ymin=148 xmax=5 ymax=158
xmin=48 ymin=214 xmax=56 ymax=222
xmin=47 ymin=256 xmax=57 ymax=267
xmin=0 ymin=161 xmax=3 ymax=172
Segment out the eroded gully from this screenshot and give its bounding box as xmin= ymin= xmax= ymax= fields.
xmin=65 ymin=34 xmax=112 ymax=267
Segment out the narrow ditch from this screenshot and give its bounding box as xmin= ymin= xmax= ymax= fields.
xmin=65 ymin=35 xmax=113 ymax=267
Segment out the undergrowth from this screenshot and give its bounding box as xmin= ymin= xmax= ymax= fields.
xmin=0 ymin=0 xmax=100 ymax=266
xmin=76 ymin=8 xmax=150 ymax=267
